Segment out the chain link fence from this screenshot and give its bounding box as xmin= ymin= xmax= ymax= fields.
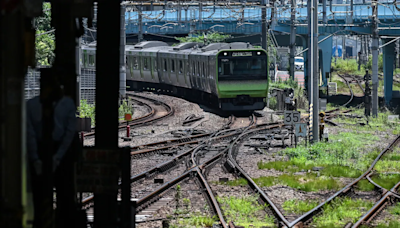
xmin=25 ymin=67 xmax=96 ymax=104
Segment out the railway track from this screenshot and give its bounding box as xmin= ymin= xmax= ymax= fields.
xmin=337 ymin=73 xmax=366 ymax=108
xmin=286 ymin=135 xmax=400 ymax=228
xmin=82 ymin=108 xmax=352 ymax=227
xmin=83 ymin=92 xmax=174 ymax=138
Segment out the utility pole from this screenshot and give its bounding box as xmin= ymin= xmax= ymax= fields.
xmin=120 ymin=3 xmax=127 ymax=97
xmin=308 ymin=0 xmax=319 ymax=143
xmin=371 ymin=0 xmax=379 ymax=117
xmin=289 ymin=0 xmax=296 ymax=80
xmin=261 ymin=0 xmax=267 ymax=50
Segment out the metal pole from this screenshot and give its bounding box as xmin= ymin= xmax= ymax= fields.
xmin=261 ymin=0 xmax=267 ymax=50
xmin=342 ymin=35 xmax=346 ymax=59
xmin=289 ymin=0 xmax=296 ymax=80
xmin=120 ymin=4 xmax=127 ymax=97
xmin=308 ymin=0 xmax=319 ymax=143
xmin=372 ymin=0 xmax=379 ymax=117
xmin=76 ymin=37 xmax=82 ymax=107
xmin=138 ymin=6 xmax=143 ymax=43
xmin=323 ymin=0 xmax=327 ymax=24
xmin=95 ymin=0 xmax=120 ymax=227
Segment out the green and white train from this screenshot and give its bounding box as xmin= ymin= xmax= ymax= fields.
xmin=81 ymin=41 xmax=269 ymax=111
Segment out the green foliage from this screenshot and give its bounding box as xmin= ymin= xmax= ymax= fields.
xmin=271 ymin=77 xmax=298 ymax=90
xmin=35 ymin=3 xmax=52 ymax=31
xmin=358 ymin=174 xmax=400 ymax=191
xmin=376 ymin=221 xmax=400 ymax=228
xmin=254 ymin=174 xmax=341 ymax=192
xmin=78 ymin=100 xmax=95 ymax=127
xmin=119 ymin=99 xmax=133 ymax=120
xmin=389 ymin=202 xmax=400 ymax=216
xmin=331 ymin=58 xmax=365 ymax=75
xmin=35 ymin=3 xmax=54 ymax=66
xmin=78 ymin=99 xmax=134 ymax=127
xmin=175 ymin=32 xmax=231 ymax=44
xmin=311 ymin=197 xmax=373 ymax=227
xmin=178 ymin=216 xmax=217 ymax=227
xmin=366 ymin=54 xmax=384 ymax=72
xmin=217 ymin=195 xmax=275 ymax=228
xmin=283 ymin=199 xmax=319 ymax=214
xmin=35 ymin=30 xmax=55 ymax=66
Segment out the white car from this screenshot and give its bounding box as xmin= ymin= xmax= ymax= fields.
xmin=295 ymin=57 xmax=304 ymax=71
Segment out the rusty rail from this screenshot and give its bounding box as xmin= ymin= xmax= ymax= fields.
xmin=337 ymin=74 xmax=354 ymax=107
xmin=352 ymin=179 xmax=400 ymax=227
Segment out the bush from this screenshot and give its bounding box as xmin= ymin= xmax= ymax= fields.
xmin=331 ymin=58 xmax=365 ymax=75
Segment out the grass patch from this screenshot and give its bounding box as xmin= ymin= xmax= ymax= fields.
xmin=283 ymin=199 xmax=319 ymax=214
xmin=357 ymin=174 xmax=400 ymax=191
xmin=253 ymin=174 xmax=341 ymax=192
xmin=389 ymin=202 xmax=400 ymax=215
xmin=176 ymin=216 xmax=217 ymax=228
xmin=357 ymin=179 xmax=375 ymax=191
xmin=217 ymin=195 xmax=276 ymax=228
xmin=257 ymin=160 xmax=363 ymax=178
xmin=375 ymin=221 xmax=400 ymax=228
xmin=311 ymin=197 xmax=373 ymax=227
xmin=281 ymin=131 xmax=380 ymax=172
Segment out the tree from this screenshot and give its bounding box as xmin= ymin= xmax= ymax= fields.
xmin=35 ymin=3 xmax=55 ymax=66
xmin=175 ymin=32 xmax=231 ymax=45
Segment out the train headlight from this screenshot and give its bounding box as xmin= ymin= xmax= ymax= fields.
xmin=257 ymin=52 xmax=261 ymax=55
xmin=224 ymin=52 xmax=227 ymax=56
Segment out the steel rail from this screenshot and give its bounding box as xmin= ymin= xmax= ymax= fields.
xmin=83 ymin=96 xmax=155 ymax=137
xmin=338 ymin=74 xmax=355 ymax=107
xmin=288 ymin=135 xmax=400 ymax=227
xmin=352 ymin=179 xmax=400 ymax=227
xmin=195 ymin=167 xmax=228 ymax=228
xmin=226 ymin=123 xmax=290 ymax=227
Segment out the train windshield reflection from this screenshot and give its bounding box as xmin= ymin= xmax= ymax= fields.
xmin=218 ymin=57 xmax=267 ymax=80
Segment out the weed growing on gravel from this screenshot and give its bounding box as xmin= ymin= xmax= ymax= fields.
xmin=357 ymin=174 xmax=400 ymax=191
xmin=254 ymin=174 xmax=341 ymax=192
xmin=389 ymin=202 xmax=400 ymax=215
xmin=217 ymin=195 xmax=275 ymax=228
xmin=177 ymin=216 xmax=217 ymax=227
xmin=280 ymin=131 xmax=379 ymax=172
xmin=311 ymin=197 xmax=373 ymax=227
xmin=257 ymin=160 xmax=363 ymax=178
xmin=357 ymin=179 xmax=375 ymax=191
xmin=376 ymin=221 xmax=400 ymax=228
xmin=375 ymin=149 xmax=400 ymax=173
xmin=282 ymin=199 xmax=319 ymax=214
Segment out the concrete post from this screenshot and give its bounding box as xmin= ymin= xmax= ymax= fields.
xmin=383 ymin=39 xmax=395 ymax=105
xmin=120 ymin=4 xmax=127 ymax=97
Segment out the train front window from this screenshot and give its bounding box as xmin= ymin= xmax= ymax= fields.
xmin=218 ymin=57 xmax=267 ymax=80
